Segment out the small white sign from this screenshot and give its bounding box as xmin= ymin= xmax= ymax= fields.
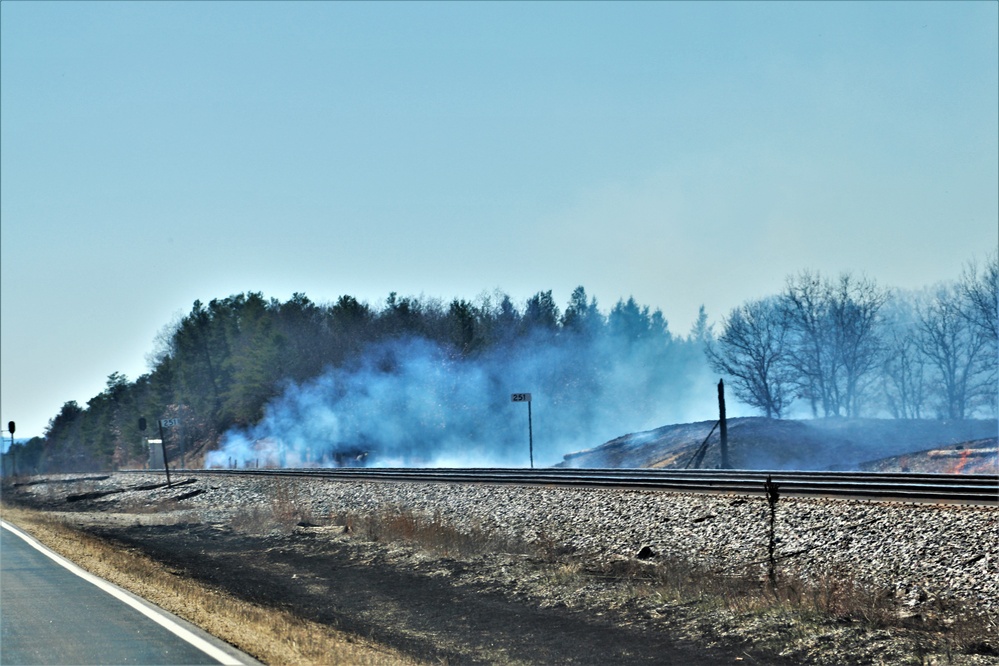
xmin=511 ymin=393 xmax=532 ymax=402
xmin=159 ymin=418 xmax=180 ymax=427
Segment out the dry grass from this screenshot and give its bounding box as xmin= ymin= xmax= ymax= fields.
xmin=595 ymin=549 xmax=998 ymax=659
xmin=325 ymin=499 xmax=995 ymax=656
xmin=0 ymin=504 xmax=418 ymax=666
xmin=228 ymin=481 xmax=318 ymax=535
xmin=326 ymin=501 xmax=999 ymax=655
xmin=331 ymin=505 xmax=532 ymax=559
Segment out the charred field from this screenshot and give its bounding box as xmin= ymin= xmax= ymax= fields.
xmin=560 ymin=417 xmax=999 ymax=473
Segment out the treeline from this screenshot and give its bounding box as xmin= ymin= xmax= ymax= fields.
xmin=708 ymin=255 xmax=998 ymax=420
xmin=10 ymin=254 xmax=996 ymax=475
xmin=19 ymin=288 xmax=708 ymax=473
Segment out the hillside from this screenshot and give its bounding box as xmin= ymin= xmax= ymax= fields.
xmin=858 ymin=438 xmax=998 ymax=474
xmin=559 ymin=417 xmax=999 ymax=472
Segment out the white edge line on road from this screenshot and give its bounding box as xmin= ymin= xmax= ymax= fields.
xmin=1 ymin=519 xmax=246 ymax=666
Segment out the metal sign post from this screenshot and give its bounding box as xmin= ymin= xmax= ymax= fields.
xmin=2 ymin=421 xmax=13 ymax=477
xmin=8 ymin=422 xmax=15 ymax=476
xmin=511 ymin=393 xmax=533 ymax=468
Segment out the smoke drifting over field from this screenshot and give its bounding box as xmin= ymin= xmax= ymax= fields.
xmin=206 ymin=332 xmax=718 ymax=468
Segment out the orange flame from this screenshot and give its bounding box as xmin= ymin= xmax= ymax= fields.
xmin=946 ymin=449 xmax=972 ymax=474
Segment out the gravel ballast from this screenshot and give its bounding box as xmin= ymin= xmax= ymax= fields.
xmin=20 ymin=471 xmax=998 ymax=621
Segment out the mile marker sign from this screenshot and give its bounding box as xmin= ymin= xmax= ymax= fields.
xmin=511 ymin=393 xmax=532 ymax=402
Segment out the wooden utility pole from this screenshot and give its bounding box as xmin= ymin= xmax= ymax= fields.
xmin=157 ymin=419 xmax=172 ymax=487
xmin=718 ymin=379 xmax=729 ymax=469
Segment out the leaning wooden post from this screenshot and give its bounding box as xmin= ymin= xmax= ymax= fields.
xmin=157 ymin=419 xmax=172 ymax=488
xmin=718 ymin=379 xmax=729 ymax=469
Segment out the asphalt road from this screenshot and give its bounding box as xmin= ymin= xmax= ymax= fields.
xmin=0 ymin=522 xmax=255 ymax=666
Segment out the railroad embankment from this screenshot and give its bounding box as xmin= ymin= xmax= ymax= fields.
xmin=4 ymin=472 xmax=998 ymax=665
xmin=11 ymin=472 xmax=998 ymax=616
xmin=222 ymin=475 xmax=997 ymax=615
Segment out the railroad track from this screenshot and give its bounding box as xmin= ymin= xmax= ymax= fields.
xmin=132 ymin=468 xmax=999 ymax=505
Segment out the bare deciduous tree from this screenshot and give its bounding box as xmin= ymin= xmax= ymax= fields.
xmin=781 ymin=271 xmax=888 ymax=417
xmin=879 ymin=293 xmax=929 ymax=419
xmin=958 ymin=252 xmax=999 ymax=342
xmin=780 ymin=271 xmax=832 ymax=416
xmin=957 ymin=254 xmax=998 ymax=414
xmin=829 ymin=274 xmax=890 ymax=417
xmin=707 ymin=297 xmax=793 ymax=418
xmin=918 ymin=284 xmax=994 ymax=419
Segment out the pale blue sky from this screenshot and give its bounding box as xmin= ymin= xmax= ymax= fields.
xmin=2 ymin=1 xmax=997 ymax=438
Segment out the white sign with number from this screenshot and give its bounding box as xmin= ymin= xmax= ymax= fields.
xmin=511 ymin=393 xmax=532 ymax=402
xmin=159 ymin=418 xmax=180 ymax=427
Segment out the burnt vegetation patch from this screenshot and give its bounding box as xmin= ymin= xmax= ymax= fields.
xmin=65 ymin=478 xmax=196 ymax=503
xmin=73 ymin=502 xmax=997 ymax=665
xmin=83 ymin=521 xmax=753 ymax=666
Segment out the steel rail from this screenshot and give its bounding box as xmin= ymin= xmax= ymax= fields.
xmin=124 ymin=468 xmax=999 ymax=505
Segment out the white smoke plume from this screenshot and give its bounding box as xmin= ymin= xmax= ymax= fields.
xmin=206 ymin=332 xmax=720 ymax=469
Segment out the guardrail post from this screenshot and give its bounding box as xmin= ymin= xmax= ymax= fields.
xmin=764 ymin=475 xmax=780 ymax=590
